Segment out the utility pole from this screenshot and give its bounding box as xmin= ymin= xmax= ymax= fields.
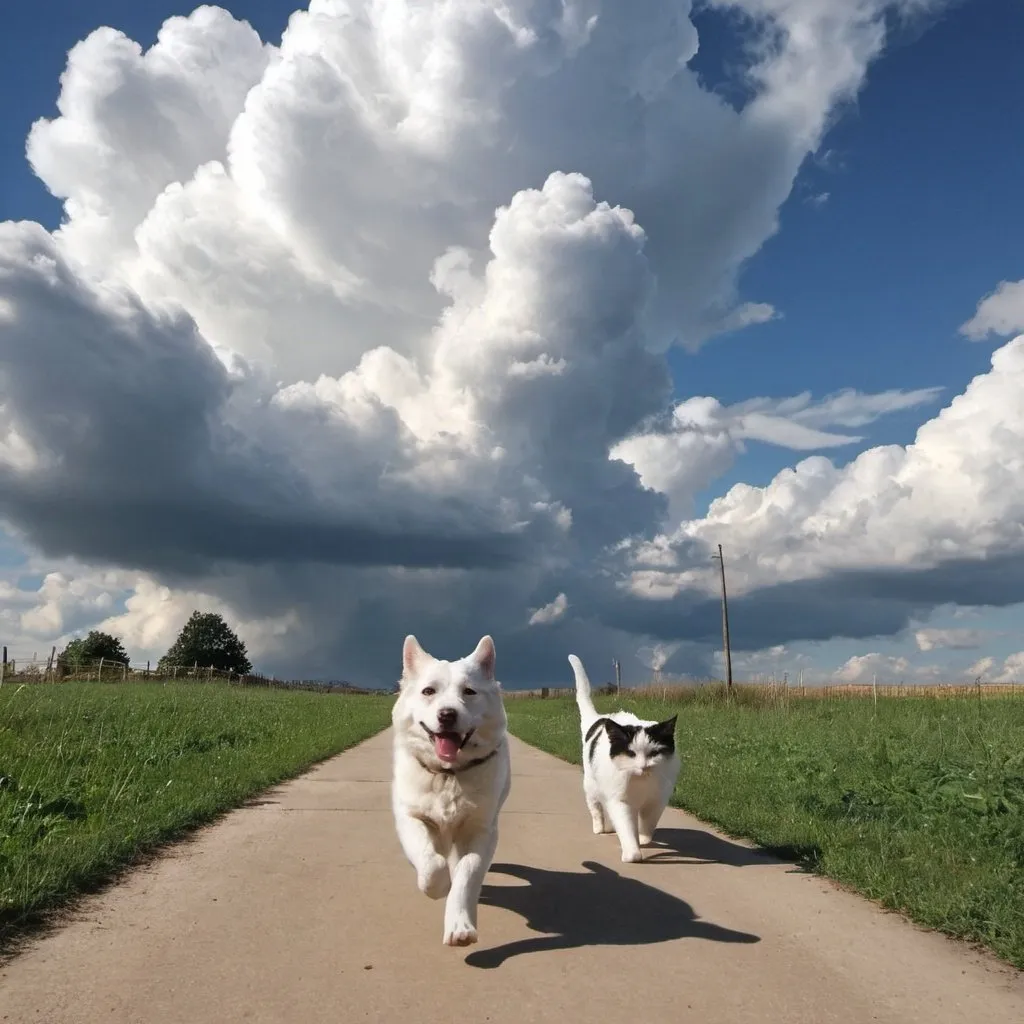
xmin=613 ymin=658 xmax=622 ymax=696
xmin=711 ymin=544 xmax=733 ymax=692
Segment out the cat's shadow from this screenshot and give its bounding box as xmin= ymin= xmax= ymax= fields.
xmin=641 ymin=827 xmax=781 ymax=866
xmin=465 ymin=860 xmax=761 ymax=969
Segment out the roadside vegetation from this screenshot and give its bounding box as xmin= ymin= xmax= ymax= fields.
xmin=0 ymin=682 xmax=391 ymax=950
xmin=505 ymin=690 xmax=1024 ymax=969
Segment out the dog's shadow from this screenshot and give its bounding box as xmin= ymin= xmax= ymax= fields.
xmin=466 ymin=859 xmax=761 ymax=969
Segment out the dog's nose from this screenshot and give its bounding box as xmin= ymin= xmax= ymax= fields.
xmin=436 ymin=708 xmax=458 ymax=730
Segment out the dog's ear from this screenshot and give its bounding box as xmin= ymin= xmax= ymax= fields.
xmin=402 ymin=634 xmax=431 ymax=678
xmin=469 ymin=635 xmax=496 ymax=680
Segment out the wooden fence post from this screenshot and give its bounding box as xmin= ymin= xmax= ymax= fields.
xmin=98 ymin=657 xmax=104 ymax=682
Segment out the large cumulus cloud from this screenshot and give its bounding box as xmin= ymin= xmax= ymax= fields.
xmin=616 ymin=337 xmax=1024 ymax=659
xmin=1 ymin=0 xmax=978 ymax=685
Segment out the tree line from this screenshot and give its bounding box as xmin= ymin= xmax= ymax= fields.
xmin=57 ymin=611 xmax=253 ymax=677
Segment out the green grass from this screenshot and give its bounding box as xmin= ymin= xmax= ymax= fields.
xmin=506 ymin=694 xmax=1024 ymax=969
xmin=0 ymin=682 xmax=391 ymax=947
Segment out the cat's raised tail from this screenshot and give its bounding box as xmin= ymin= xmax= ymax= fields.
xmin=568 ymin=654 xmax=599 ymax=729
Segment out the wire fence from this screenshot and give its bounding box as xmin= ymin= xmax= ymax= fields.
xmin=0 ymin=651 xmax=385 ymax=696
xmin=2 ymin=647 xmax=1020 ymax=702
xmin=506 ymin=677 xmax=1023 ymax=703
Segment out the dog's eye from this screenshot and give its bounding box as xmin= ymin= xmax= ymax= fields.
xmin=463 ymin=687 xmax=477 ymax=697
xmin=421 ymin=686 xmax=436 ymax=696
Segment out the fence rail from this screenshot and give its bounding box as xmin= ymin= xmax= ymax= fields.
xmin=0 ymin=653 xmax=384 ymax=696
xmin=506 ymin=679 xmax=1022 ymax=701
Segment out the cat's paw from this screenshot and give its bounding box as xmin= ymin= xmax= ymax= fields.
xmin=639 ymin=834 xmax=654 ymax=846
xmin=443 ymin=912 xmax=479 ymax=947
xmin=592 ymin=820 xmax=613 ymax=835
xmin=621 ymin=849 xmax=644 ymax=863
xmin=418 ymin=855 xmax=451 ymax=900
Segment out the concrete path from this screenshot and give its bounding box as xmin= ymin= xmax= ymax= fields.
xmin=2 ymin=731 xmax=1022 ymax=1024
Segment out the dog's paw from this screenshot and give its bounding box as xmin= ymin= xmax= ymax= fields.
xmin=621 ymin=849 xmax=644 ymax=863
xmin=418 ymin=855 xmax=451 ymax=900
xmin=443 ymin=913 xmax=479 ymax=947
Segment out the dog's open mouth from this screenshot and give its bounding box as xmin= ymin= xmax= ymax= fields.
xmin=421 ymin=724 xmax=473 ymax=763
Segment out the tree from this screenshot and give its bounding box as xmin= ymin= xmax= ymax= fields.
xmin=58 ymin=631 xmax=129 ymax=674
xmin=159 ymin=611 xmax=252 ymax=676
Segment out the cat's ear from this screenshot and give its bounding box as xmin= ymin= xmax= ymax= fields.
xmin=648 ymin=715 xmax=678 ymax=741
xmin=603 ymin=718 xmax=631 ymax=741
xmin=603 ymin=719 xmax=636 ymax=757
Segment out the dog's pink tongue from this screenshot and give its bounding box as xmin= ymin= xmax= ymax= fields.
xmin=434 ymin=734 xmax=460 ymax=762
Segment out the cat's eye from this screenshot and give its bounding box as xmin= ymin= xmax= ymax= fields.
xmin=421 ymin=686 xmax=436 ymax=696
xmin=463 ymin=687 xmax=477 ymax=697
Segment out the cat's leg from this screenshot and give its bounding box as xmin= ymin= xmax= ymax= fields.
xmin=583 ymin=772 xmax=612 ymax=834
xmin=605 ymin=799 xmax=643 ymax=862
xmin=640 ymin=762 xmax=680 ymax=845
xmin=638 ymin=792 xmax=670 ymax=846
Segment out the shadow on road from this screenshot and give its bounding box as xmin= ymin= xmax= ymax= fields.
xmin=642 ymin=827 xmax=782 ymax=866
xmin=465 ymin=860 xmax=760 ymax=969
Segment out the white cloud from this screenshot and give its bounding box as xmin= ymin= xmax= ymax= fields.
xmin=0 ymin=0 xmax=957 ymax=683
xmin=967 ymin=652 xmax=1024 ymax=684
xmin=529 ymin=592 xmax=569 ymax=626
xmin=960 ymin=280 xmax=1024 ymax=341
xmin=637 ymin=641 xmax=682 ymax=672
xmin=716 ymin=301 xmax=779 ymax=335
xmin=612 ymin=383 xmax=940 ymax=519
xmin=723 ymin=643 xmax=812 ymax=680
xmin=833 ymin=653 xmax=941 ymax=685
xmin=0 ymin=558 xmax=295 ymax=667
xmin=913 ymin=627 xmax=985 ymax=652
xmin=626 ymin=335 xmax=1024 ymax=602
xmin=98 ymin=578 xmax=300 ymax=664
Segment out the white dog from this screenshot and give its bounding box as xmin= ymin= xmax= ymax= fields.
xmin=390 ymin=633 xmax=511 ymax=946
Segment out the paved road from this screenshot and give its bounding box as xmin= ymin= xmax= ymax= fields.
xmin=2 ymin=731 xmax=1022 ymax=1023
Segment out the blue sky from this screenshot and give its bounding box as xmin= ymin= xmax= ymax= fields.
xmin=681 ymin=0 xmax=1024 ymax=503
xmin=0 ymin=1 xmax=1022 ymax=685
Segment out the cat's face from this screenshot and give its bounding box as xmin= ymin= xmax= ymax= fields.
xmin=605 ymin=716 xmax=677 ymax=775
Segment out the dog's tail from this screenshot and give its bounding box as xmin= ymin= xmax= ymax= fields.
xmin=568 ymin=654 xmax=599 ymax=728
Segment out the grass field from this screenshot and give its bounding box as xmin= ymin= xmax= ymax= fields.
xmin=0 ymin=682 xmax=391 ymax=948
xmin=505 ymin=693 xmax=1024 ymax=969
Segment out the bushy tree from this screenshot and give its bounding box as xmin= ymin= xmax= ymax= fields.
xmin=158 ymin=611 xmax=252 ymax=676
xmin=58 ymin=631 xmax=129 ymax=673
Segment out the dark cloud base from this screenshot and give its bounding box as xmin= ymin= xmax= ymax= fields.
xmin=599 ymin=552 xmax=1024 ymax=669
xmin=0 ymin=488 xmax=527 ymax=574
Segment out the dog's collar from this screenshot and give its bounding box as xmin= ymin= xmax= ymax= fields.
xmin=415 ymin=741 xmax=503 ymax=776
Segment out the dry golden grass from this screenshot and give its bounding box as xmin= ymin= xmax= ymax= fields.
xmin=507 ymin=679 xmax=1023 ymax=704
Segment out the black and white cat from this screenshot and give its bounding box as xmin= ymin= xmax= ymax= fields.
xmin=568 ymin=654 xmax=680 ymax=862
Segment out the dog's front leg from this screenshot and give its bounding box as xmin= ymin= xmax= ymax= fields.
xmin=442 ymin=825 xmax=498 ymax=947
xmin=394 ymin=812 xmax=451 ymax=900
